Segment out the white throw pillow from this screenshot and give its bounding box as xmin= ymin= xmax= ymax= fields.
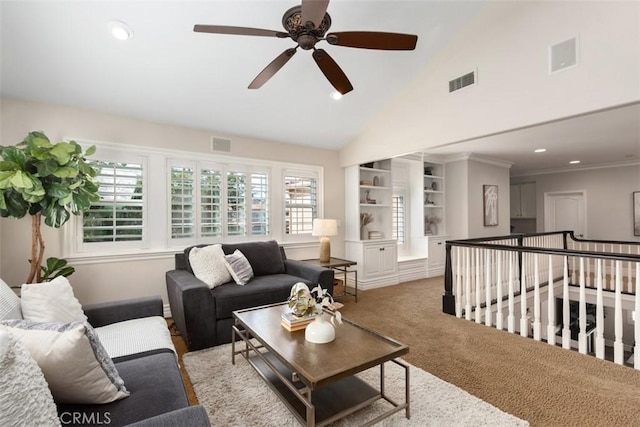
xmin=0 ymin=328 xmax=61 ymax=426
xmin=189 ymin=244 xmax=233 ymax=288
xmin=0 ymin=278 xmax=22 ymax=320
xmin=224 ymin=249 xmax=254 ymax=285
xmin=21 ymin=276 xmax=87 ymax=323
xmin=1 ymin=320 xmax=130 ymax=404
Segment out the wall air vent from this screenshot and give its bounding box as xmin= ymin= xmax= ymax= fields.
xmin=211 ymin=137 xmax=231 ymax=153
xmin=449 ymin=71 xmax=475 ymax=93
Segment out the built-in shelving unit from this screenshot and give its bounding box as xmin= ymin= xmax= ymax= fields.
xmin=423 ymin=161 xmax=445 ymax=236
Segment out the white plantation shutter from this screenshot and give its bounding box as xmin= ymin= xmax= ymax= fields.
xmin=250 ymin=172 xmax=269 ymax=236
xmin=392 ymin=193 xmax=405 ymax=244
xmin=83 ymin=161 xmax=144 ymax=244
xmin=200 ymin=168 xmax=223 ymax=238
xmin=284 ymin=173 xmax=317 ymax=235
xmin=170 ymin=166 xmax=195 ymax=239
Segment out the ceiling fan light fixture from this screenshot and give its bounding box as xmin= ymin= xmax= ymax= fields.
xmin=108 ymin=20 xmax=134 ymax=41
xmin=330 ymin=90 xmax=342 ymax=100
xmin=569 ymin=160 xmax=581 ymax=164
xmin=534 ymin=148 xmax=547 ymax=153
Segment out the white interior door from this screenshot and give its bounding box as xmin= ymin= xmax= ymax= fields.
xmin=544 ymin=191 xmax=587 ymax=238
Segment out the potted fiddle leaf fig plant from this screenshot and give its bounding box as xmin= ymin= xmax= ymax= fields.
xmin=0 ymin=131 xmax=100 ymax=283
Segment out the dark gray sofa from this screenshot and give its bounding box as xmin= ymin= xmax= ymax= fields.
xmin=56 ymin=296 xmax=210 ymax=427
xmin=166 ymin=240 xmax=334 ymax=350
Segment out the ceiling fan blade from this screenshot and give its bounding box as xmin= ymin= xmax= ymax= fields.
xmin=327 ymin=31 xmax=418 ymax=50
xmin=301 ymin=0 xmax=330 ymax=29
xmin=248 ymin=48 xmax=297 ymax=89
xmin=312 ymin=49 xmax=353 ymax=95
xmin=194 ymin=25 xmax=286 ymax=38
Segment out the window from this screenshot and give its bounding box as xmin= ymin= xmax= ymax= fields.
xmin=251 ymin=173 xmax=269 ymax=235
xmin=170 ymin=166 xmax=194 ymax=239
xmin=168 ymin=163 xmax=270 ymax=243
xmin=83 ymin=161 xmax=144 ymax=244
xmin=200 ymin=168 xmax=222 ymax=237
xmin=392 ymin=192 xmax=405 ymax=244
xmin=284 ymin=173 xmax=317 ymax=235
xmin=67 ymin=141 xmax=321 ymax=258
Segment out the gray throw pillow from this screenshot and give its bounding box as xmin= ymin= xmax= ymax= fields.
xmin=224 ymin=250 xmax=254 ymax=285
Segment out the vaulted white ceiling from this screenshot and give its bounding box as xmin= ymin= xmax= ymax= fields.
xmin=1 ymin=1 xmax=638 ymax=175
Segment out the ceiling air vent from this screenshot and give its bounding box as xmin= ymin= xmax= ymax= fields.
xmin=211 ymin=137 xmax=231 ymax=153
xmin=449 ymin=71 xmax=475 ymax=93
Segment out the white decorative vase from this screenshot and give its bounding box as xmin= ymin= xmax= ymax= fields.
xmin=305 ymin=310 xmax=335 ymax=344
xmin=360 ymin=225 xmax=369 ymax=240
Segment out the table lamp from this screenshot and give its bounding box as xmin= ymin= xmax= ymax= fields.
xmin=312 ymin=219 xmax=338 ymax=263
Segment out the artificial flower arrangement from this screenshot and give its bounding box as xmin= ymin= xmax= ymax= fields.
xmin=287 ymin=282 xmax=342 ymax=326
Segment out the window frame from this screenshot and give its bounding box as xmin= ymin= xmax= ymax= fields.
xmin=64 ymin=140 xmax=324 ymax=259
xmin=283 ymin=168 xmax=320 ymax=241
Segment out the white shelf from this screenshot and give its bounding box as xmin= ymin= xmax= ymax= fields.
xmin=360 ymin=185 xmax=391 ymax=190
xmin=424 ymin=190 xmax=443 ymax=194
xmin=424 ymin=205 xmax=444 ymax=208
xmin=361 ymin=203 xmax=391 ymax=207
xmin=424 ymin=175 xmax=444 ymax=179
xmin=360 ymin=167 xmax=390 ymax=174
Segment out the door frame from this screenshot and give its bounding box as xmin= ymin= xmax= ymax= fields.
xmin=543 ymin=190 xmax=588 ymax=238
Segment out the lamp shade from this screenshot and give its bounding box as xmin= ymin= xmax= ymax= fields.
xmin=312 ymin=219 xmax=338 ymax=237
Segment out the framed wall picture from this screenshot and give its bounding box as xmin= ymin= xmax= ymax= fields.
xmin=634 ymin=192 xmax=640 ymax=236
xmin=483 ymin=185 xmax=499 ymax=226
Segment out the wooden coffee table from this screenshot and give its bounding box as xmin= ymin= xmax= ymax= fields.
xmin=231 ymin=303 xmax=409 ymax=427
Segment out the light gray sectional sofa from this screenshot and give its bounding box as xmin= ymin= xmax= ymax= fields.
xmin=0 ymin=280 xmax=210 ymax=427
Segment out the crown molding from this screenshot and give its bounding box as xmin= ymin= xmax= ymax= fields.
xmin=442 ymin=152 xmax=514 ymax=169
xmin=511 ymin=159 xmax=640 ymax=177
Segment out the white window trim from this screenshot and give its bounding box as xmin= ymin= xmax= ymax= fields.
xmin=63 ymin=139 xmax=323 ymax=260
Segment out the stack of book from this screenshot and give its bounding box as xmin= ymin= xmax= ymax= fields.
xmin=368 ymin=231 xmax=383 ymax=240
xmin=359 ymin=180 xmax=373 ymax=186
xmin=281 ymin=311 xmax=316 ymax=332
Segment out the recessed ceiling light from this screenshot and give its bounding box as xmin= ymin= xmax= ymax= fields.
xmin=330 ymin=90 xmax=343 ymax=101
xmin=108 ymin=20 xmax=133 ymax=41
xmin=534 ymin=148 xmax=547 ymax=153
xmin=569 ymin=160 xmax=580 ymax=164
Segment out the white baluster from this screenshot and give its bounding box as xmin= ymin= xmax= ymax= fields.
xmin=520 ymin=253 xmax=529 ymax=338
xmin=496 ymin=251 xmax=503 ymax=331
xmin=547 ymin=255 xmax=556 ymax=346
xmin=533 ymin=254 xmax=541 ymax=341
xmin=508 ymin=251 xmax=515 ymax=333
xmin=595 ymin=258 xmax=605 ymax=360
xmin=455 ymin=246 xmax=462 ymax=317
xmin=586 ymin=243 xmax=591 ymax=288
xmin=475 ymin=248 xmax=482 ymax=324
xmin=562 ymin=256 xmax=571 ymax=349
xmin=634 ymin=261 xmax=640 ymax=370
xmin=465 ymin=247 xmax=471 ymax=321
xmin=485 ymin=250 xmax=492 ymax=327
xmin=578 ymin=257 xmax=587 ymax=354
xmin=614 ymin=260 xmax=624 ymax=365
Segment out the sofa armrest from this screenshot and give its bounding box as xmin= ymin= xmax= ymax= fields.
xmin=84 ymin=296 xmax=164 ymax=328
xmin=166 ymin=270 xmax=217 ymax=351
xmin=126 ymin=405 xmax=211 ymax=427
xmin=283 ymin=259 xmax=334 ymax=294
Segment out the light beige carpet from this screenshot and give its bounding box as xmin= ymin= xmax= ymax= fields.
xmin=183 ymin=342 xmax=528 ymax=426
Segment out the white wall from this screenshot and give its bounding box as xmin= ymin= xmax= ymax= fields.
xmin=340 ymin=1 xmax=640 ymax=166
xmin=512 ymin=165 xmax=640 ymax=241
xmin=0 ymin=98 xmax=345 ymax=306
xmin=445 ymin=156 xmax=511 ymax=239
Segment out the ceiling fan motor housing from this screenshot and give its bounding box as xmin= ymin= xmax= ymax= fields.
xmin=283 ymin=6 xmax=331 ymax=49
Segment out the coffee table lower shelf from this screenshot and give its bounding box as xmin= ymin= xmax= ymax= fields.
xmin=251 ymin=353 xmax=383 ymax=426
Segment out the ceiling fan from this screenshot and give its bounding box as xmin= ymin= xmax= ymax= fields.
xmin=194 ymin=0 xmax=418 ymax=95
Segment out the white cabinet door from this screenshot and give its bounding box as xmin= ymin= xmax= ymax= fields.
xmin=363 ymin=244 xmax=382 ymax=277
xmin=519 ymin=182 xmax=536 ymax=218
xmin=510 ymin=184 xmax=521 ymax=218
xmin=380 ymin=243 xmax=398 ymax=275
xmin=362 ymin=242 xmax=398 ymax=279
xmin=427 ymin=235 xmax=448 ymax=277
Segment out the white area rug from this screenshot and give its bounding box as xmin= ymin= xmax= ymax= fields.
xmin=183 ymin=343 xmax=529 ymax=426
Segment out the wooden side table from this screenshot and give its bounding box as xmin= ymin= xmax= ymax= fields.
xmin=301 ymin=257 xmax=358 ymax=302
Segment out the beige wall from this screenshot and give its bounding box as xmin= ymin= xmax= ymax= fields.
xmin=512 ymin=165 xmax=640 ymax=241
xmin=0 ymin=98 xmax=345 ymax=306
xmin=445 ymin=157 xmax=511 ymax=240
xmin=340 ymin=1 xmax=640 ymax=166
